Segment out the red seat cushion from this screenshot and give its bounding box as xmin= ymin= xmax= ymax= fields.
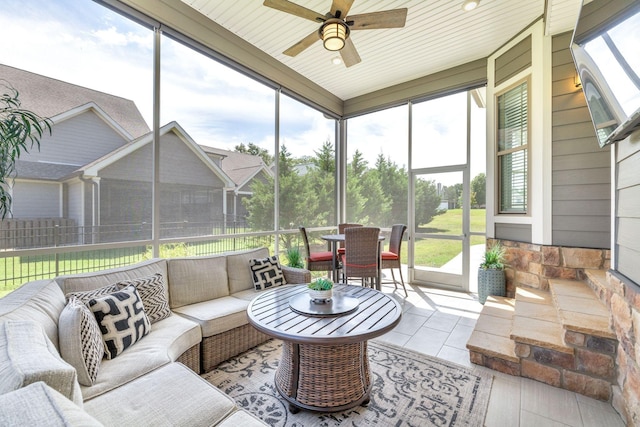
xmin=381 ymin=251 xmax=398 ymax=260
xmin=309 ymin=251 xmax=333 ymax=262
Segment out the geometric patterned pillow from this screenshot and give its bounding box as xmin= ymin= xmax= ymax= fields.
xmin=58 ymin=297 xmax=104 ymax=386
xmin=249 ymin=255 xmax=287 ymax=291
xmin=88 ymin=285 xmax=150 ymax=360
xmin=115 ymin=273 xmax=171 ymax=324
xmin=65 ymin=283 xmax=119 ymax=305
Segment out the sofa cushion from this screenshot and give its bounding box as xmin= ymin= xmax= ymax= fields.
xmin=249 ymin=255 xmax=286 ymax=290
xmin=0 ymin=382 xmax=103 ymax=427
xmin=81 ymin=313 xmax=201 ymax=401
xmin=167 ymin=255 xmax=229 ymax=308
xmin=217 ymin=409 xmax=269 ymax=426
xmin=173 ymin=296 xmax=249 ymax=337
xmin=227 ymin=247 xmax=270 ymax=294
xmin=0 ymin=320 xmax=83 ymax=406
xmin=89 ymin=285 xmax=151 ymax=360
xmin=84 ymin=363 xmax=237 ymax=427
xmin=115 ymin=273 xmax=171 ymax=324
xmin=56 ymin=258 xmax=168 ymax=295
xmin=58 ymin=297 xmax=104 ymax=386
xmin=0 ymin=279 xmax=66 ymax=352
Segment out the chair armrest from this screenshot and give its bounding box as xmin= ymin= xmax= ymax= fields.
xmin=282 ymin=266 xmax=311 ymax=284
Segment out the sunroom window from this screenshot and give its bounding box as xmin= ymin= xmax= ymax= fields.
xmin=497 ymin=81 xmax=528 ymax=214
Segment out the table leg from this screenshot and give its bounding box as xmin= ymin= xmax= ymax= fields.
xmin=331 ymin=241 xmax=339 ymax=283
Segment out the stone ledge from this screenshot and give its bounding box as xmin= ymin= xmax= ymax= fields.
xmin=511 ymin=315 xmax=573 ymax=354
xmin=550 ymin=278 xmax=615 ymax=339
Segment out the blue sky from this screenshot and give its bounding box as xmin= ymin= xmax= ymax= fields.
xmin=0 ymin=0 xmax=485 ymax=177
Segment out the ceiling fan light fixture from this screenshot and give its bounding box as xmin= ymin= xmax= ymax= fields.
xmin=462 ymin=0 xmax=480 ymax=11
xmin=320 ymin=19 xmax=349 ymax=51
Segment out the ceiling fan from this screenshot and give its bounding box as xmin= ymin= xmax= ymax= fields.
xmin=263 ymin=0 xmax=408 ymax=67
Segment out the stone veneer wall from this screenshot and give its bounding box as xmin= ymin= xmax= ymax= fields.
xmin=487 ymin=238 xmax=611 ymax=297
xmin=599 ymin=272 xmax=639 ymax=426
xmin=488 ymin=238 xmax=638 ymax=425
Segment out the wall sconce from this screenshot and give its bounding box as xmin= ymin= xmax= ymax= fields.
xmin=574 ymin=71 xmax=582 ymax=89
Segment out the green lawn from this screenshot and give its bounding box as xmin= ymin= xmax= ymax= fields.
xmin=0 ymin=211 xmax=486 ymax=297
xmin=413 ymin=209 xmax=486 ymax=268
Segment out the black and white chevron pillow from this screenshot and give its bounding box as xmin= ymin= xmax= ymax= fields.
xmin=116 ymin=273 xmax=171 ymax=324
xmin=249 ymin=255 xmax=287 ymax=291
xmin=89 ymin=285 xmax=150 ymax=360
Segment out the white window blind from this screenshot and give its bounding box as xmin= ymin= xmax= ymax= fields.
xmin=497 ymin=82 xmax=528 ymax=214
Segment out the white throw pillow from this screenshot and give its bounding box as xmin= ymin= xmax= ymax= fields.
xmin=88 ymin=285 xmax=151 ymax=360
xmin=249 ymin=255 xmax=287 ymax=291
xmin=58 ymin=297 xmax=104 ymax=386
xmin=65 ymin=283 xmax=119 ymax=304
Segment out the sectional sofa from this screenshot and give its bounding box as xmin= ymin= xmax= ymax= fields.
xmin=0 ymin=247 xmax=310 ymax=426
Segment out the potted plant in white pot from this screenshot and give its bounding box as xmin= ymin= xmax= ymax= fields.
xmin=308 ymin=277 xmax=333 ymax=303
xmin=478 ymin=241 xmax=506 ymax=304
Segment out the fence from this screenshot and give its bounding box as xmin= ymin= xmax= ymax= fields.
xmin=0 ymin=219 xmax=250 ymax=250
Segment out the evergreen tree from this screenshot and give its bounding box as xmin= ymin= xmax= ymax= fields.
xmin=471 ymin=173 xmax=486 ymax=208
xmin=234 ymin=142 xmax=273 ymax=165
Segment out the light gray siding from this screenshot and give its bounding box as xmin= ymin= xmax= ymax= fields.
xmin=11 ymin=181 xmax=60 ymax=218
xmin=551 ymin=32 xmax=610 ymax=249
xmin=20 ymin=111 xmax=129 ymax=166
xmin=495 ymin=35 xmax=531 ymax=87
xmin=495 ymin=223 xmax=531 ymax=242
xmin=100 ymin=132 xmax=225 ymax=187
xmin=616 ymin=130 xmax=640 ymax=285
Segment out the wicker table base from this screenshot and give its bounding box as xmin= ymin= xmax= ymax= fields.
xmin=275 ymin=341 xmax=371 ymax=413
xmin=247 ymin=284 xmax=401 ymax=413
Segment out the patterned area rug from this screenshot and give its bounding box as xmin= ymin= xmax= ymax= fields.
xmin=202 ymin=339 xmax=493 ymax=427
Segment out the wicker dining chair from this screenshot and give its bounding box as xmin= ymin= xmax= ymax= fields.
xmin=299 ymin=226 xmax=334 ymax=274
xmin=381 ymin=224 xmax=408 ymax=296
xmin=341 ymin=226 xmax=381 ymax=288
xmin=337 ymin=223 xmax=363 ymax=255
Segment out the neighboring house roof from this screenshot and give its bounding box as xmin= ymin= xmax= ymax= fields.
xmin=0 ymin=63 xmax=150 ymax=139
xmin=200 ymin=146 xmax=273 ymax=190
xmin=81 ymin=121 xmax=235 ymax=188
xmin=14 ymin=160 xmax=79 ymax=181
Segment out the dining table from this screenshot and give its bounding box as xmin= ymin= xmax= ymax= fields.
xmin=321 ymin=233 xmax=385 ymax=288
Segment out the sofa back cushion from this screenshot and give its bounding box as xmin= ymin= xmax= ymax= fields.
xmin=167 ymin=255 xmax=229 ymax=309
xmin=55 ymin=258 xmax=168 ymax=295
xmin=0 ymin=279 xmax=66 ymax=352
xmin=227 ymin=247 xmax=270 ymax=294
xmin=0 ymin=320 xmax=83 ymax=407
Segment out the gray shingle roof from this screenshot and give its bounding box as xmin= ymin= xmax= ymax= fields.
xmin=200 ymin=146 xmax=269 ymax=187
xmin=0 ymin=64 xmax=150 ymax=139
xmin=15 ymin=160 xmax=80 ymax=181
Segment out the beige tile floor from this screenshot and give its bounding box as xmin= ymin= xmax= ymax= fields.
xmin=372 ymin=281 xmax=625 ymax=427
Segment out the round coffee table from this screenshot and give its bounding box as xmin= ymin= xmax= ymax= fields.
xmin=247 ymin=284 xmax=402 ymax=413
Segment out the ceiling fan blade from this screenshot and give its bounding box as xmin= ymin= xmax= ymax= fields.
xmin=263 ymin=0 xmax=325 ymax=23
xmin=330 ymin=0 xmax=354 ymax=19
xmin=283 ymin=30 xmax=320 ymax=57
xmin=348 ymin=8 xmax=408 ymax=30
xmin=340 ymin=37 xmax=361 ymax=67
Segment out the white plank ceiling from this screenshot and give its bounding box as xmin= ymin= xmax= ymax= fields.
xmin=181 ymin=0 xmax=584 ymax=100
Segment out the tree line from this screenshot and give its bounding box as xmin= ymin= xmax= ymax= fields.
xmin=236 ymin=141 xmax=486 ymax=248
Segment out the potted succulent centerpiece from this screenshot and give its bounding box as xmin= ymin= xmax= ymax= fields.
xmin=478 ymin=242 xmax=507 ymax=304
xmin=308 ymin=277 xmax=333 ymax=303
